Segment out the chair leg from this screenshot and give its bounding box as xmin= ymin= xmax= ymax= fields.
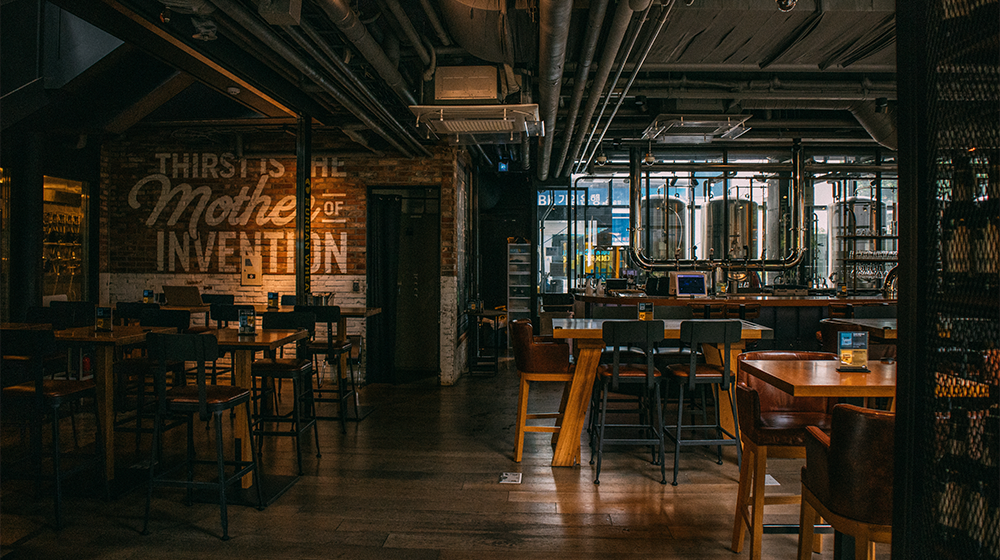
xmin=653 ymin=384 xmax=666 ymax=484
xmin=854 ymin=538 xmax=875 ymax=560
xmin=731 ymin=440 xmax=754 ymax=553
xmin=594 ymin=382 xmax=609 ymax=485
xmin=728 ymin=385 xmax=742 ymax=468
xmin=291 ymin=377 xmax=304 ymax=475
xmin=185 ymin=415 xmax=195 ymax=506
xmin=514 ymin=375 xmax=529 ymax=462
xmin=245 ymin=401 xmax=265 ymax=511
xmin=797 ymin=495 xmax=819 ymax=560
xmin=143 ymin=410 xmax=162 ymax=535
xmin=672 ymin=383 xmax=686 ymax=486
xmin=214 ymin=411 xmax=230 ymax=541
xmin=51 ymin=404 xmax=64 ymax=530
xmin=336 ymin=364 xmax=348 ymax=434
xmin=308 ymin=373 xmax=321 ymax=456
xmin=748 ymin=444 xmax=767 ymax=560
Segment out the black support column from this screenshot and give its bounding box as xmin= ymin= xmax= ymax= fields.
xmin=295 ymin=115 xmax=312 ymax=301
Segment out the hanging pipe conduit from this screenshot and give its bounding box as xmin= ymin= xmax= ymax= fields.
xmin=294 ymin=20 xmax=429 ymax=156
xmin=208 ymin=0 xmax=420 ymax=157
xmin=315 ymin=0 xmax=418 ymax=107
xmin=562 ymin=0 xmax=650 ymax=179
xmin=574 ymin=0 xmax=653 ymax=176
xmin=536 ymin=0 xmax=575 ymax=181
xmin=578 ymin=0 xmax=675 ymax=174
xmin=552 ymin=0 xmax=610 ymax=178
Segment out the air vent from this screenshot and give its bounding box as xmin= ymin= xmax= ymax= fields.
xmin=409 ymin=104 xmax=542 ymax=144
xmin=643 ymin=115 xmax=752 ymax=143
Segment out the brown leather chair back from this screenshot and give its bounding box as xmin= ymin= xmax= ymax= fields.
xmin=510 ymin=319 xmax=571 ymax=374
xmin=804 ymin=404 xmax=895 ymax=525
xmin=738 ymin=351 xmax=836 ymax=413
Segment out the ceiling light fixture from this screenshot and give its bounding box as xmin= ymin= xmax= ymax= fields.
xmin=596 ymin=151 xmax=608 ymax=166
xmin=776 ymin=0 xmax=796 ymax=11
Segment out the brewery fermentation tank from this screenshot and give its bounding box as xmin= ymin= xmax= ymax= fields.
xmin=706 ymin=199 xmax=759 ymax=260
xmin=639 ymin=194 xmax=687 ymax=260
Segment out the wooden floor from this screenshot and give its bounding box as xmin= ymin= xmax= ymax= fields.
xmin=1 ymin=358 xmax=890 ymax=559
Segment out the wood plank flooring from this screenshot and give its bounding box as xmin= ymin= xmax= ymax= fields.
xmin=1 ymin=357 xmax=890 ymax=559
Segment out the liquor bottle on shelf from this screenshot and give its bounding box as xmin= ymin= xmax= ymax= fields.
xmin=943 ymin=152 xmax=975 ymax=290
xmin=973 ymin=152 xmax=999 ymax=292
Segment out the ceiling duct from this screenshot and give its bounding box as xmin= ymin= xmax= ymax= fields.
xmin=409 ymin=104 xmax=541 ymax=144
xmin=643 ymin=114 xmax=752 ymax=144
xmin=738 ymin=99 xmax=897 ymax=150
xmin=437 ymin=0 xmax=536 ymax=64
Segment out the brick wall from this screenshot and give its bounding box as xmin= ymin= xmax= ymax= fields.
xmin=100 ymin=130 xmax=472 ymax=384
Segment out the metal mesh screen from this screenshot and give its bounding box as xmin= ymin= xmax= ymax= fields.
xmin=922 ymin=0 xmax=1000 ymax=558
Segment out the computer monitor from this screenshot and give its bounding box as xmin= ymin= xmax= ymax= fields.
xmin=668 ymin=272 xmax=709 ymax=297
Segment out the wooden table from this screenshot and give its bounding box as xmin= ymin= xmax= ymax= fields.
xmin=828 ymin=318 xmax=897 ymax=340
xmin=52 ymin=324 xmax=175 ymax=481
xmin=739 ymin=358 xmax=896 ymax=406
xmin=209 ymin=328 xmax=308 ymax=487
xmin=550 ymin=318 xmax=773 ymax=467
xmin=739 ymin=358 xmax=896 ymax=558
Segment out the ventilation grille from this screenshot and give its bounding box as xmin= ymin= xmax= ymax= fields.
xmin=409 ymin=104 xmax=541 ymax=144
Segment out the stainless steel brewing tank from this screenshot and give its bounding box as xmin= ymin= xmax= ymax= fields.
xmin=706 ymin=199 xmax=759 ymax=260
xmin=830 ymin=196 xmax=890 ymax=287
xmin=638 ymin=195 xmax=687 ymax=260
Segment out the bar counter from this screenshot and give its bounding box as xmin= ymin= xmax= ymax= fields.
xmin=576 ymin=294 xmax=896 ymax=307
xmin=575 ymin=293 xmax=896 ymax=351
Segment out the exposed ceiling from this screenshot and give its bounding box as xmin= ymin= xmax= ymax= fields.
xmin=5 ymin=0 xmax=897 ymax=177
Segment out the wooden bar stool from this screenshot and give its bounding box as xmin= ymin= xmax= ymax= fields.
xmin=731 ymin=351 xmax=837 ymax=560
xmin=509 ymin=319 xmax=574 ymax=463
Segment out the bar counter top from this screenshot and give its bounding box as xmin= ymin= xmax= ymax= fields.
xmin=576 ymin=294 xmax=896 ymax=307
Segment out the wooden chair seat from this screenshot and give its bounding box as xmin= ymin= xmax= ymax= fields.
xmin=251 ymin=357 xmax=312 ymax=377
xmin=597 ymin=364 xmax=661 ymax=378
xmin=666 ymin=362 xmax=724 ymax=379
xmin=3 ymin=379 xmax=94 ymax=402
xmin=164 ymin=385 xmax=251 ymax=410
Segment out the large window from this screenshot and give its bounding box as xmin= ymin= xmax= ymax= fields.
xmin=537 ymin=149 xmax=897 ymax=294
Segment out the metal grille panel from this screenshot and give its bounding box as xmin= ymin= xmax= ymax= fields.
xmin=920 ymin=1 xmax=1000 ymax=558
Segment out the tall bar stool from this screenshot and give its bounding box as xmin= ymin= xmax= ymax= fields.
xmin=1 ymin=328 xmax=105 ymax=529
xmin=294 ymin=304 xmax=357 ymax=433
xmin=142 ymin=332 xmax=263 ymax=540
xmin=509 ymin=319 xmax=574 ymax=463
xmin=664 ymin=319 xmax=743 ymax=485
xmin=592 ymin=320 xmax=667 ymax=485
xmin=797 ymin=405 xmax=894 ymax=560
xmin=251 ymin=311 xmax=320 ymax=475
xmin=731 ymin=351 xmax=837 ymax=560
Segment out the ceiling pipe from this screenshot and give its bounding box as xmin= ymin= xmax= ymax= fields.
xmin=578 ymin=0 xmax=675 ymax=173
xmin=206 ymin=0 xmax=416 ymax=156
xmin=290 ymin=21 xmax=430 ymax=156
xmin=418 ymin=0 xmax=452 ymax=46
xmin=563 ymin=0 xmax=651 ymax=178
xmin=552 ymin=0 xmax=610 ymax=179
xmin=574 ymin=0 xmax=653 ymax=175
xmin=315 ymin=0 xmax=418 ymax=107
xmin=382 ymin=0 xmax=431 ymax=66
xmin=536 ymin=0 xmax=575 ymax=181
xmin=739 ymin=99 xmax=897 ymax=150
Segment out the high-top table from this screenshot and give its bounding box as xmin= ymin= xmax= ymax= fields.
xmin=208 ymin=328 xmax=308 ymax=488
xmin=51 ymin=324 xmax=176 ymax=481
xmin=738 ymin=358 xmax=896 ymax=559
xmin=550 ymin=318 xmax=773 ymax=467
xmin=739 ymin=358 xmax=896 ymax=408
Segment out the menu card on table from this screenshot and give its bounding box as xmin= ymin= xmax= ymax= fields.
xmin=837 ymin=331 xmax=870 ymax=372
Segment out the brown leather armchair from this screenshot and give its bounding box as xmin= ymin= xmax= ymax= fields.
xmin=510 ymin=319 xmax=575 ymax=463
xmin=732 ymin=350 xmax=838 ymax=560
xmin=797 ymin=404 xmax=894 ymax=560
